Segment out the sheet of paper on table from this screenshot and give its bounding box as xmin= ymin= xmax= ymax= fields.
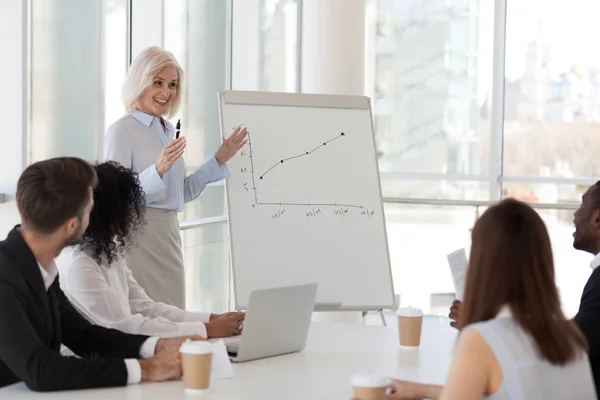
xmin=210 ymin=340 xmax=235 ymax=379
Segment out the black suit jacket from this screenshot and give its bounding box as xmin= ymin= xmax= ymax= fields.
xmin=0 ymin=227 xmax=150 ymax=391
xmin=574 ymin=266 xmax=600 ymax=398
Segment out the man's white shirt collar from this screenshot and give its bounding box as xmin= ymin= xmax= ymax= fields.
xmin=591 ymin=253 xmax=600 ymax=271
xmin=38 ymin=262 xmax=59 ymax=291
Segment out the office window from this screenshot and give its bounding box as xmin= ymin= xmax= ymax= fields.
xmin=503 ymin=0 xmax=600 ymax=181
xmin=366 ymin=0 xmax=495 ymax=200
xmin=0 ymin=0 xmax=25 ymax=192
xmin=259 ymin=0 xmax=299 ymax=92
xmin=232 ymin=0 xmax=299 ymax=92
xmin=501 ymin=0 xmax=598 ymax=317
xmin=29 ymin=0 xmax=127 ymax=163
xmin=161 ymin=0 xmax=229 ymax=223
xmin=385 ymin=203 xmax=474 ymax=312
xmin=162 ymin=0 xmax=230 ymax=311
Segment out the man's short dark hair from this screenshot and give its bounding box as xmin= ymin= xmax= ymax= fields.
xmin=584 ymin=181 xmax=600 ymax=212
xmin=16 ymin=157 xmax=98 ymax=233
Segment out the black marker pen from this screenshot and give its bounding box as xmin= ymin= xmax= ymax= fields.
xmin=175 ymin=119 xmax=181 ymax=139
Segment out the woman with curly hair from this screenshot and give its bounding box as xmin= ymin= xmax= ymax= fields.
xmin=55 ymin=161 xmax=244 ymax=339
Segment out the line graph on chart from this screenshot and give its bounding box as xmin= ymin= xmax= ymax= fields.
xmin=258 ymin=132 xmax=346 ymax=180
xmin=237 ymin=128 xmax=376 ymax=218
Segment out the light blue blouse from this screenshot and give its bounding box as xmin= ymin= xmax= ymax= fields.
xmin=103 ymin=111 xmax=229 ymax=212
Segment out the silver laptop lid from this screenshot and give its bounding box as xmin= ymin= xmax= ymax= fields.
xmin=233 ymin=283 xmax=318 ymax=362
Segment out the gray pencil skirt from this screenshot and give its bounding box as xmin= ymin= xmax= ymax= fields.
xmin=125 ymin=207 xmax=186 ymax=308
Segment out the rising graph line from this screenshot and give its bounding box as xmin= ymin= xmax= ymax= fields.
xmin=258 ymin=132 xmax=346 ymax=180
xmin=246 ymin=131 xmax=363 ymax=209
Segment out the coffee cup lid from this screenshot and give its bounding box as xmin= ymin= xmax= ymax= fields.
xmin=396 ymin=307 xmax=423 ymax=317
xmin=179 ymin=340 xmax=213 ymax=355
xmin=350 ymin=372 xmax=390 ymax=388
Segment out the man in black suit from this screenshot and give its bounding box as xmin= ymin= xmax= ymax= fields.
xmin=0 ymin=157 xmax=201 ymax=391
xmin=572 ymin=181 xmax=600 ymax=395
xmin=448 ymin=184 xmax=600 ymax=395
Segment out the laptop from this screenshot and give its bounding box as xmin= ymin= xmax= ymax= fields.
xmin=223 ymin=283 xmax=318 ymax=363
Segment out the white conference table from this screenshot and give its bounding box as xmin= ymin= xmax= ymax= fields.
xmin=0 ymin=316 xmax=457 ymax=399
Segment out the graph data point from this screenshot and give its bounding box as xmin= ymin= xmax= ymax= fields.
xmin=341 ymin=132 xmax=345 ymax=136
xmin=260 ymin=177 xmax=263 ymax=180
xmin=280 ymin=160 xmax=284 ymax=163
xmin=323 ymin=143 xmax=326 ymax=145
xmin=306 ymin=152 xmax=309 ymax=154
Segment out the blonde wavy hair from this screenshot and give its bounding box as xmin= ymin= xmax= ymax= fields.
xmin=122 ymin=46 xmax=183 ymax=118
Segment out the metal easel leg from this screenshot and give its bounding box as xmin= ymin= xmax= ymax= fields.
xmin=378 ymin=309 xmax=387 ymax=327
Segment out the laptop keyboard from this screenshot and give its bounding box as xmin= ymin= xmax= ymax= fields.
xmin=221 ymin=335 xmax=242 ymax=357
xmin=222 ymin=335 xmax=242 ymax=347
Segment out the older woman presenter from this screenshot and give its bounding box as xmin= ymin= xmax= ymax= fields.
xmin=104 ymin=46 xmax=247 ymax=308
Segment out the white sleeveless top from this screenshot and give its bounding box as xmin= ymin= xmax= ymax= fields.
xmin=470 ymin=316 xmax=596 ymax=400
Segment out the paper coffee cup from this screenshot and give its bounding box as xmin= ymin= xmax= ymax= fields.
xmin=396 ymin=307 xmax=423 ymax=346
xmin=350 ymin=372 xmax=390 ymax=400
xmin=180 ymin=340 xmax=213 ymax=393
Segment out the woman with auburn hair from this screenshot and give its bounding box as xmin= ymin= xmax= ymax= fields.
xmin=382 ymin=199 xmax=595 ymax=399
xmin=103 ymin=46 xmax=247 ymax=308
